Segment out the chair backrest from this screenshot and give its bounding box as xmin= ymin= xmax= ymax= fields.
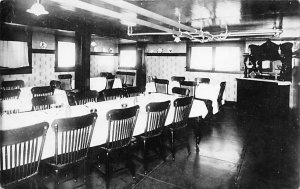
xmin=1 ymin=80 xmax=24 ymax=90
xmin=172 ymin=87 xmax=189 ymax=97
xmin=1 ymin=89 xmax=21 ymax=100
xmin=217 ymin=82 xmax=226 ymax=102
xmin=32 ymin=96 xmax=61 ymax=111
xmin=58 ymin=74 xmax=72 ymax=90
xmin=50 ymin=80 xmax=61 ymax=90
xmin=154 ymin=79 xmax=169 ymax=94
xmin=106 ymin=105 xmax=139 ymax=150
xmin=0 ymin=122 xmax=49 ymax=188
xmin=100 ymin=72 xmax=112 ymax=77
xmin=172 ymin=96 xmax=193 ymax=130
xmin=103 ymin=88 xmax=124 ymax=101
xmin=51 ymin=113 xmax=97 ymax=167
xmin=66 ymin=91 xmax=77 ymax=106
xmin=144 ymin=101 xmax=170 ymax=138
xmin=0 ymin=100 xmax=20 ymax=115
xmin=75 ymin=90 xmax=98 ymax=105
xmin=105 ymin=75 xmax=115 ymax=90
xmin=31 ymin=86 xmax=54 ymax=97
xmin=195 ymin=77 xmax=210 ymax=84
xmin=180 ymin=81 xmax=197 ymax=97
xmin=171 ymin=76 xmax=185 ymax=82
xmin=125 ymin=86 xmax=141 ymax=97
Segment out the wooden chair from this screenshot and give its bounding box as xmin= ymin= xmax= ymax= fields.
xmin=102 ymin=88 xmax=124 ymax=101
xmin=171 ymin=76 xmax=185 ymax=82
xmin=96 ymin=105 xmax=139 ymax=189
xmin=172 ymin=87 xmax=189 ymax=97
xmin=125 ymin=86 xmax=141 ymax=97
xmin=46 ymin=113 xmax=97 ymax=189
xmin=66 ymin=91 xmax=77 ymax=106
xmin=50 ymin=80 xmax=61 ymax=90
xmin=0 ymin=122 xmax=49 ymax=188
xmin=154 ymin=79 xmax=169 ymax=94
xmin=1 ymin=80 xmax=24 ymax=90
xmin=217 ymin=82 xmax=226 ymax=111
xmin=1 ymin=89 xmax=21 ymax=100
xmin=180 ymin=81 xmax=197 ymax=97
xmin=100 ymin=72 xmax=112 ymax=77
xmin=136 ymin=101 xmax=170 ymax=174
xmin=105 ymin=75 xmax=115 ymax=90
xmin=31 ymin=86 xmax=54 ymax=97
xmin=75 ymin=90 xmax=99 ymax=105
xmin=58 ymin=74 xmax=72 ymax=90
xmin=195 ymin=77 xmax=210 ymax=84
xmin=167 ymin=96 xmax=193 ymax=160
xmin=32 ymin=96 xmax=61 ymax=111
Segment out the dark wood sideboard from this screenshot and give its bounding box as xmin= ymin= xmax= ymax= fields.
xmin=237 ymin=78 xmax=290 ymax=116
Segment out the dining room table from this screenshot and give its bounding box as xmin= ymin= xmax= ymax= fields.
xmin=0 ymin=93 xmax=208 ymax=167
xmin=145 ymin=81 xmax=224 ymax=114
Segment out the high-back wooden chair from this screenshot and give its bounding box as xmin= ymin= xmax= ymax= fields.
xmin=172 ymin=87 xmax=189 ymax=97
xmin=50 ymin=80 xmax=61 ymax=90
xmin=58 ymin=74 xmax=72 ymax=90
xmin=217 ymin=81 xmax=226 ymax=111
xmin=137 ymin=101 xmax=170 ymax=174
xmin=171 ymin=76 xmax=185 ymax=82
xmin=31 ymin=86 xmax=54 ymax=97
xmin=167 ymin=96 xmax=193 ymax=160
xmin=105 ymin=75 xmax=115 ymax=90
xmin=0 ymin=122 xmax=49 ymax=188
xmin=1 ymin=80 xmax=24 ymax=90
xmin=75 ymin=90 xmax=98 ymax=105
xmin=102 ymin=88 xmax=124 ymax=101
xmin=96 ymin=105 xmax=139 ymax=189
xmin=48 ymin=113 xmax=97 ymax=189
xmin=180 ymin=81 xmax=197 ymax=97
xmin=32 ymin=96 xmax=61 ymax=111
xmin=1 ymin=89 xmax=21 ymax=100
xmin=154 ymin=79 xmax=169 ymax=94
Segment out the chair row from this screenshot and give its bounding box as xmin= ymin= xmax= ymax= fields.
xmin=1 ymin=96 xmax=194 ymax=189
xmin=0 ymin=74 xmax=72 ymax=91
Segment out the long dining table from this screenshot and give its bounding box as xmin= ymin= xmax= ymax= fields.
xmin=146 ymin=81 xmax=224 ymax=114
xmin=0 ymin=93 xmax=208 ymax=164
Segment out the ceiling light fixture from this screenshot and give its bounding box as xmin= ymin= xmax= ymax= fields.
xmin=26 ymin=0 xmax=48 ymax=16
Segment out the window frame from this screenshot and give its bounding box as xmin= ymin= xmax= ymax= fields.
xmin=186 ymin=42 xmax=244 ymax=74
xmin=118 ymin=44 xmax=137 ymax=70
xmin=0 ymin=24 xmax=32 ymax=75
xmin=55 ymin=35 xmax=76 ymax=72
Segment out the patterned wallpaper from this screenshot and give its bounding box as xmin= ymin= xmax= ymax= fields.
xmin=145 ymin=55 xmax=243 ymax=102
xmin=1 ymin=53 xmax=74 ymax=87
xmin=90 ymin=55 xmax=118 ymax=77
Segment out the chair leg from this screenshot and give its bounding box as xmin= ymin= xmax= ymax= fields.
xmin=126 ymin=147 xmax=136 ymax=181
xmin=170 ymin=130 xmax=175 ymax=161
xmin=143 ymin=140 xmax=148 ymax=174
xmin=159 ymin=136 xmax=166 ymax=162
xmin=105 ymin=152 xmax=110 ymax=189
xmin=54 ymin=169 xmax=59 ymax=189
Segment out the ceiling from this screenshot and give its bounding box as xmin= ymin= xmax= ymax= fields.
xmin=1 ymin=0 xmax=300 ymax=42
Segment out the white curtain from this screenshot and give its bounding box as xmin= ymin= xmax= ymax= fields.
xmin=0 ymin=41 xmax=29 ymax=68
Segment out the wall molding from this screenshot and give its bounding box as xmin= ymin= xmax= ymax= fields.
xmin=90 ymin=52 xmax=119 ymax=56
xmin=32 ymin=49 xmax=56 ymax=54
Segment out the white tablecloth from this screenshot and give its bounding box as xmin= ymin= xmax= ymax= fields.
xmin=146 ymin=82 xmax=223 ymax=114
xmin=0 ymin=93 xmax=207 ymax=161
xmin=90 ymin=77 xmax=123 ymax=91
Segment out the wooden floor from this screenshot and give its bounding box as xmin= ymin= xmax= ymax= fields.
xmin=11 ymin=104 xmax=300 ymax=189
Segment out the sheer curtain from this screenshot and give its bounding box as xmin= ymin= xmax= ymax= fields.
xmin=0 ymin=41 xmax=29 ymax=68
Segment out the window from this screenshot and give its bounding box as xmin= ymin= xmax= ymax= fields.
xmin=187 ymin=43 xmax=243 ymax=73
xmin=119 ymin=49 xmax=136 ymax=68
xmin=55 ymin=36 xmax=76 ymax=72
xmin=215 ymin=47 xmax=240 ymax=72
xmin=0 ymin=24 xmax=32 ymax=75
xmin=190 ymin=47 xmax=213 ymax=70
